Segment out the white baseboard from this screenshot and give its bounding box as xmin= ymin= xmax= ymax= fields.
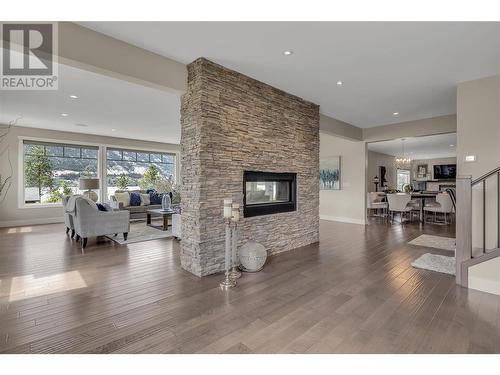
xmin=320 ymin=215 xmax=366 ymax=225
xmin=0 ymin=217 xmax=64 ymax=228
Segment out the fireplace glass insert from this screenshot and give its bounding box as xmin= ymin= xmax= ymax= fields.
xmin=243 ymin=171 xmax=297 ymax=217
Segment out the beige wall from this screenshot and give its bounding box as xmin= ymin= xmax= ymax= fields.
xmin=0 ymin=125 xmax=180 ymax=227
xmin=457 ymin=75 xmax=500 ymax=179
xmin=367 ymin=154 xmax=457 ymax=193
xmin=457 ymin=75 xmax=500 ymax=294
xmin=320 ymin=114 xmax=362 ymax=141
xmin=363 ymin=114 xmax=456 ymax=142
xmin=469 ymin=257 xmax=500 ymax=296
xmin=59 ymin=23 xmax=187 ymax=94
xmin=457 ymin=74 xmax=500 ymax=250
xmin=410 ymin=157 xmax=457 ymax=180
xmin=320 ymin=132 xmax=366 ymax=225
xmin=366 ymin=151 xmax=396 ymax=192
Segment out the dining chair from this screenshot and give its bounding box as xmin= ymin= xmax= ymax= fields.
xmin=423 ymin=193 xmax=454 ymax=224
xmin=367 ymin=192 xmax=388 ymax=218
xmin=387 ymin=193 xmax=412 ymax=223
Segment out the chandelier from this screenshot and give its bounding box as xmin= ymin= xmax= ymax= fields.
xmin=394 ymin=138 xmax=412 ymax=169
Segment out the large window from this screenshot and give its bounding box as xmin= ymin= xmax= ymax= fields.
xmin=106 ymin=148 xmax=175 ymax=198
xmin=23 ymin=141 xmax=98 ymax=205
xmin=21 ymin=140 xmax=177 ymax=206
xmin=396 ymin=169 xmax=411 ymax=191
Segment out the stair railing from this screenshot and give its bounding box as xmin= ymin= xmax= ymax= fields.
xmin=456 ymin=166 xmax=500 ymax=287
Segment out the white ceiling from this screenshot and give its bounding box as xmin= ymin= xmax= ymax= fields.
xmin=80 ymin=22 xmax=500 ymax=128
xmin=0 ymin=61 xmax=181 ymax=144
xmin=368 ymin=133 xmax=457 ymax=160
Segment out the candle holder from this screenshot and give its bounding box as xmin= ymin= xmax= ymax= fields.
xmin=220 ymin=217 xmax=236 ymax=289
xmin=220 ymin=271 xmax=236 ymax=289
xmin=229 ymin=220 xmax=242 ymax=280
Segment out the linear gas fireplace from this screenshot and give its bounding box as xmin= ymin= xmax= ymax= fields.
xmin=243 ymin=171 xmax=297 ymax=217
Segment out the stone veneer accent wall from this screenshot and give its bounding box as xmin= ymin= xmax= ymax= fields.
xmin=180 ymin=58 xmax=320 ymax=277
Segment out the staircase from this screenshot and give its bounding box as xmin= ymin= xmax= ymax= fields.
xmin=456 ymin=167 xmax=500 ymax=294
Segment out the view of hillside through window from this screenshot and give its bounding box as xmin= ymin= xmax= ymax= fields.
xmin=22 ymin=141 xmax=176 ymax=204
xmin=23 ymin=141 xmax=98 ymax=204
xmin=106 ymin=148 xmax=175 ymax=198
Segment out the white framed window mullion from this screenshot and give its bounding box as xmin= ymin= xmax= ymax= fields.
xmin=99 ymin=145 xmax=107 ymax=203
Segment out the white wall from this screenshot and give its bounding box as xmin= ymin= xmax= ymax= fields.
xmin=0 ymin=125 xmax=180 ymax=227
xmin=320 ymin=132 xmax=366 ymax=225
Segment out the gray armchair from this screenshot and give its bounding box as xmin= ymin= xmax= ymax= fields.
xmin=73 ymin=197 xmax=130 ymax=249
xmin=62 ymin=195 xmax=81 ymax=238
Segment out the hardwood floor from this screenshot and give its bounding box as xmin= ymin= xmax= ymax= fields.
xmin=0 ymin=218 xmax=499 ymax=353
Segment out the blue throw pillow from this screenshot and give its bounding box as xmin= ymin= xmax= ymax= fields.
xmin=130 ymin=192 xmax=142 ymax=206
xmin=149 ymin=192 xmax=163 ymax=205
xmin=96 ymin=203 xmax=107 ymax=211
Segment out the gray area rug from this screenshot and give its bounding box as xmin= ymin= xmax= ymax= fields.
xmin=105 ymin=221 xmax=173 ymax=244
xmin=408 ymin=234 xmax=455 ymax=252
xmin=411 ymin=253 xmax=456 ymax=275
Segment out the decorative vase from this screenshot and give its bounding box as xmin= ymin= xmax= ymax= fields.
xmin=161 ymin=193 xmax=171 ymax=211
xmin=239 ymin=241 xmax=267 ymax=272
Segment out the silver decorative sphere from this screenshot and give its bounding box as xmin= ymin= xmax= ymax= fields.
xmin=239 ymin=241 xmax=267 ymax=272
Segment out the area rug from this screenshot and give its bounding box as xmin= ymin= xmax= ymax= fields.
xmin=105 ymin=221 xmax=173 ymax=245
xmin=408 ymin=234 xmax=455 ymax=252
xmin=411 ymin=253 xmax=456 ymax=275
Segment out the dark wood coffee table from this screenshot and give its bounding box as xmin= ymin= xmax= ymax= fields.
xmin=146 ymin=209 xmax=174 ymax=231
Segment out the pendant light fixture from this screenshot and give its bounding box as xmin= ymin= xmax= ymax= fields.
xmin=394 ymin=138 xmax=412 ymax=169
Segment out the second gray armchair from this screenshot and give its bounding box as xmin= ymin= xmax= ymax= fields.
xmin=73 ymin=197 xmax=130 ymax=249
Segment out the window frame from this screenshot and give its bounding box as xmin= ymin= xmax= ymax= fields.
xmin=105 ymin=146 xmax=176 ymax=199
xmin=396 ymin=168 xmax=411 ymax=191
xmin=18 ymin=136 xmax=180 ymax=209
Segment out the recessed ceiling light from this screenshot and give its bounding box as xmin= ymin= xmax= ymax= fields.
xmin=75 ymin=123 xmax=88 ymax=127
xmin=61 ymin=113 xmax=69 ymax=117
xmin=283 ymin=50 xmax=293 ymax=56
xmin=69 ymin=95 xmax=78 ymax=99
xmin=111 ymin=128 xmax=116 ymax=132
xmin=393 ymin=112 xmax=399 ymax=116
xmin=336 ymin=80 xmax=343 ymax=86
xmin=450 ymin=144 xmax=455 ymax=147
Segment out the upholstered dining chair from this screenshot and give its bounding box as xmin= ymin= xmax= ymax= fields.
xmin=424 ymin=193 xmax=454 ymax=224
xmin=366 ymin=192 xmax=388 ymax=218
xmin=445 ymin=188 xmax=456 ymax=212
xmin=387 ymin=193 xmax=413 ymax=223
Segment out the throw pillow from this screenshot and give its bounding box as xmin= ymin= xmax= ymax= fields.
xmin=81 ymin=196 xmax=98 ymax=210
xmin=114 ymin=191 xmax=130 ymax=207
xmin=103 ymin=203 xmax=113 ymax=211
xmin=146 ymin=189 xmax=156 ymax=194
xmin=96 ymin=203 xmax=107 ymax=211
xmin=149 ymin=191 xmax=163 ymax=205
xmin=130 ymin=192 xmax=141 ymax=206
xmin=140 ymin=193 xmax=151 ymax=206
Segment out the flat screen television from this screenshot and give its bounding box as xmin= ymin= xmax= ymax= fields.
xmin=433 ymin=164 xmax=456 ymax=180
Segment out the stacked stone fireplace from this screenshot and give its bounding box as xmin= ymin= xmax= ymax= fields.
xmin=180 ymin=58 xmax=320 ymax=277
